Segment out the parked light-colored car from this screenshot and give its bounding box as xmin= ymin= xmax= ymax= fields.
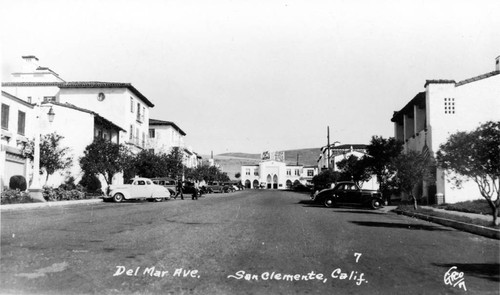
xmin=107 ymin=177 xmax=171 ymax=202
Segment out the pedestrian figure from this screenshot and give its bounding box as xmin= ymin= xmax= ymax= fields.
xmin=174 ymin=179 xmax=184 ymax=200
xmin=193 ymin=180 xmax=200 ymax=200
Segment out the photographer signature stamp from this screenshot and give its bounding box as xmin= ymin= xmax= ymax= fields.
xmin=444 ymin=266 xmax=467 ymax=291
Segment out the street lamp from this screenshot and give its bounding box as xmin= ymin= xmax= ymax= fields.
xmin=328 ymin=141 xmax=340 ymax=171
xmin=47 ymin=106 xmax=55 ymax=123
xmin=28 ymin=102 xmax=55 ymax=202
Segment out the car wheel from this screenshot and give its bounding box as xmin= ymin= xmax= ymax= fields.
xmin=324 ymin=197 xmax=334 ymax=208
xmin=154 ymin=197 xmax=163 ymax=202
xmin=113 ymin=193 xmax=124 ymax=203
xmin=371 ymin=199 xmax=382 ymax=209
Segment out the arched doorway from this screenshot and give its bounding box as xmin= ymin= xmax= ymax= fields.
xmin=267 ymin=174 xmax=272 ymax=189
xmin=286 ymin=179 xmax=292 ymax=189
xmin=245 ymin=179 xmax=251 ymax=188
xmin=252 ymin=180 xmax=259 ymax=189
xmin=273 ymin=175 xmax=278 ymax=189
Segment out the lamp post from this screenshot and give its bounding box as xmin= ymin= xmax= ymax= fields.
xmin=28 ymin=102 xmax=55 ymax=202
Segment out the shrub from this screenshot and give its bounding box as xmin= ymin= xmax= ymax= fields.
xmin=43 ymin=186 xmax=86 ymax=201
xmin=78 ymin=173 xmax=102 ymax=193
xmin=1 ymin=189 xmax=33 ymax=204
xmin=9 ymin=175 xmax=27 ymax=191
xmin=59 ymin=176 xmax=77 ymax=190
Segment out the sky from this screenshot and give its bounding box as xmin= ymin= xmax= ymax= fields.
xmin=1 ymin=0 xmax=499 ymax=156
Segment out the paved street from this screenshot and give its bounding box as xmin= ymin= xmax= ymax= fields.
xmin=1 ymin=190 xmax=499 ymax=295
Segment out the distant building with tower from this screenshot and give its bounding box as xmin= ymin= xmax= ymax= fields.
xmin=240 ymin=151 xmax=318 ymax=189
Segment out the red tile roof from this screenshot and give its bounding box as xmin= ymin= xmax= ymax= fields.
xmin=2 ymin=81 xmax=154 ymax=107
xmin=149 ymin=119 xmax=186 ymax=136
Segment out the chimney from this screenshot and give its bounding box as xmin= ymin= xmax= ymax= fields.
xmin=496 ymin=55 xmax=500 ymax=71
xmin=21 ymin=55 xmax=39 ymax=72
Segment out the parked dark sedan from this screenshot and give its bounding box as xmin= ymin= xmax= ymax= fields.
xmin=311 ymin=181 xmax=384 ymax=209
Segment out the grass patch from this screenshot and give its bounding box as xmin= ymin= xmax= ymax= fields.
xmin=433 ymin=199 xmax=499 ymax=217
xmin=396 ymin=205 xmax=499 ymax=229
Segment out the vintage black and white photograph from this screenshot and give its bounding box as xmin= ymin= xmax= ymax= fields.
xmin=1 ymin=0 xmax=499 ymax=294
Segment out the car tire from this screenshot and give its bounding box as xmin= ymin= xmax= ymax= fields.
xmin=154 ymin=197 xmax=163 ymax=202
xmin=324 ymin=197 xmax=335 ymax=208
xmin=113 ymin=193 xmax=124 ymax=203
xmin=371 ymin=199 xmax=382 ymax=209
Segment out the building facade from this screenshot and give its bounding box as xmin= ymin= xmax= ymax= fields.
xmin=1 ymin=56 xmax=155 ymax=188
xmin=0 ymin=91 xmax=35 ymax=191
xmin=316 ymin=144 xmax=379 ymax=190
xmin=241 ymin=160 xmax=318 ymax=189
xmin=146 ymin=118 xmax=200 ymax=168
xmin=391 ymin=56 xmax=500 ymax=204
xmin=3 ymin=56 xmax=155 ymax=155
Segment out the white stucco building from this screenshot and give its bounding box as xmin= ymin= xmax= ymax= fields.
xmin=147 ymin=118 xmax=201 ymax=168
xmin=34 ymin=101 xmax=124 ymax=187
xmin=241 ymin=160 xmax=318 ymax=189
xmin=1 ymin=91 xmax=35 ymax=191
xmin=316 ymin=144 xmax=379 ymax=189
xmin=3 ymin=56 xmax=154 ymax=154
xmin=317 ymin=144 xmax=368 ymax=171
xmin=391 ymin=55 xmax=500 ymax=204
xmin=1 ymin=55 xmax=155 ymax=188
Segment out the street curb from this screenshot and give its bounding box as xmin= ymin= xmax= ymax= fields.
xmin=0 ymin=199 xmax=103 ymax=211
xmin=394 ymin=209 xmax=500 ymax=240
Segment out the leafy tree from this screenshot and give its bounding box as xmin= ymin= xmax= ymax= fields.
xmin=436 ymin=121 xmax=500 ymax=225
xmin=312 ymin=169 xmax=340 ymax=191
xmin=364 ymin=136 xmax=403 ymax=202
xmin=336 ymin=155 xmax=372 ymax=187
xmin=185 ymin=164 xmax=229 ymax=182
xmin=235 ymin=172 xmax=241 ymax=179
xmin=78 ymin=172 xmax=102 ymax=193
xmin=79 ymin=138 xmax=130 ymax=186
xmin=132 ymin=150 xmax=170 ymax=178
xmin=391 ymin=150 xmax=435 ymax=209
xmin=165 ymin=147 xmax=185 ymax=179
xmin=23 ymin=132 xmax=73 ymax=184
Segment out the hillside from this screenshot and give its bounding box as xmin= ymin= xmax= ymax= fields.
xmin=215 ymin=148 xmax=321 ymax=180
xmin=218 ymin=148 xmax=320 ymax=166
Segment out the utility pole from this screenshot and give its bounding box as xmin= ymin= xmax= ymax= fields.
xmin=327 ymin=126 xmax=331 ymax=170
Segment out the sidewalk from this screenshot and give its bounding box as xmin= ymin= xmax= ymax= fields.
xmin=421 ymin=206 xmax=494 ymax=222
xmin=0 ymin=198 xmax=103 ymax=211
xmin=393 ymin=205 xmax=499 ymax=240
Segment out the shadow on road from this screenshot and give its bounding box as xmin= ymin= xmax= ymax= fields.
xmin=350 ymin=221 xmax=452 ymax=231
xmin=432 ymin=263 xmax=500 ymax=282
xmin=298 ymin=200 xmax=324 ymax=208
xmin=333 ymin=209 xmax=386 ymax=215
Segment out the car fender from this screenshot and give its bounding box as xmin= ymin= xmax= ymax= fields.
xmin=151 ymin=187 xmax=170 ymax=199
xmin=110 ymin=189 xmax=132 ymax=199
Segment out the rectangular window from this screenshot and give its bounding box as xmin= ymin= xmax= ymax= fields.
xmin=142 ymin=106 xmax=145 ymax=122
xmin=142 ymin=132 xmax=145 ymax=147
xmin=149 ymin=128 xmax=155 ymax=138
xmin=43 ymin=96 xmax=55 ymax=102
xmin=295 ymin=169 xmax=300 ymax=176
xmin=27 ymin=96 xmax=32 ymax=103
xmin=17 ymin=111 xmax=26 ymax=135
xmin=254 ymin=170 xmax=259 ymax=176
xmin=286 ymin=169 xmax=291 ymax=176
xmin=1 ymin=104 xmax=9 ymax=130
xmin=136 ymin=103 xmax=141 ymax=121
xmin=307 ymin=170 xmax=313 ymax=177
xmin=245 ymin=169 xmax=250 ymax=176
xmin=444 ymin=98 xmax=456 ymax=114
xmin=129 ymin=125 xmax=133 ymax=140
xmin=136 ymin=128 xmax=139 ymax=144
xmin=130 ymin=97 xmax=134 ymax=113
